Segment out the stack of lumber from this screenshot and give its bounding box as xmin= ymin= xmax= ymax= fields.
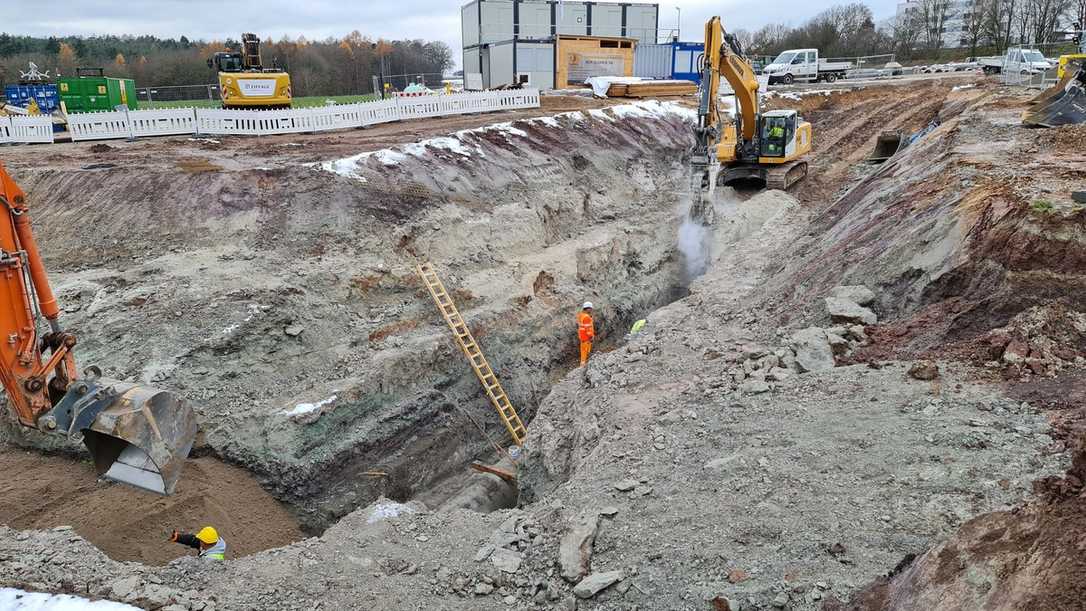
xmin=608 ymin=79 xmax=697 ymax=98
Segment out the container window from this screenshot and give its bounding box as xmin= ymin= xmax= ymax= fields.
xmin=675 ymin=50 xmax=694 ymax=71
xmin=621 ymin=42 xmax=632 ymax=48
xmin=600 ymin=40 xmax=619 ymax=48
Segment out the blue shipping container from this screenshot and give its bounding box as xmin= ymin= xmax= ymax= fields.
xmin=4 ymin=84 xmax=60 ymax=113
xmin=671 ymin=42 xmax=704 ymax=84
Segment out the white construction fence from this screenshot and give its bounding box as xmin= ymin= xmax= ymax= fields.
xmin=1 ymin=88 xmax=541 ymax=145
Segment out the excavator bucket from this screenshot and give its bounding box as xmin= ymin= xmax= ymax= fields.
xmin=867 ymin=131 xmax=906 ymax=163
xmin=1023 ymin=67 xmax=1086 ymax=127
xmin=46 ymin=378 xmax=198 ymax=495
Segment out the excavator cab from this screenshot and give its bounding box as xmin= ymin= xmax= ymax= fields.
xmin=760 ymin=113 xmax=794 ymax=158
xmin=207 ymin=52 xmax=244 ymax=73
xmin=0 ymin=162 xmax=197 ymax=495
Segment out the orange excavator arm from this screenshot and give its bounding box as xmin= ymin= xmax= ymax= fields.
xmin=0 ymin=161 xmax=76 ymax=426
xmin=0 ymin=161 xmax=197 ymax=494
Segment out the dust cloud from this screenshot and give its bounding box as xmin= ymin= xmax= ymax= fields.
xmin=677 ymin=212 xmax=711 ymax=281
xmin=677 ymin=187 xmax=730 ymax=281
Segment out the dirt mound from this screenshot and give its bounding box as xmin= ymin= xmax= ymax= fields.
xmin=0 ymin=447 xmax=303 ymax=565
xmin=838 ymin=491 xmax=1086 ymax=610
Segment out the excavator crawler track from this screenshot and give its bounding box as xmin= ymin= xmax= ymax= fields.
xmin=765 ymin=160 xmax=808 ymax=191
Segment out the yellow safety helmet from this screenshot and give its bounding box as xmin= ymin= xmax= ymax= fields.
xmin=196 ymin=526 xmax=219 ymax=545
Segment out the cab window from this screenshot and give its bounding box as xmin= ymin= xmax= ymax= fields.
xmin=216 ymin=54 xmax=243 ymax=72
xmin=762 ymin=116 xmax=793 ymax=157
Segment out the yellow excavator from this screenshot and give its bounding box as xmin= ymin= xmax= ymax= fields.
xmin=690 ymin=16 xmax=812 ymax=222
xmin=208 ymin=33 xmax=292 ymax=109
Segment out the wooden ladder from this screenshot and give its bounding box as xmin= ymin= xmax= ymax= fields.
xmin=415 ymin=262 xmax=527 ymax=446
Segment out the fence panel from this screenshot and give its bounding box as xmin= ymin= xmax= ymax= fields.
xmin=67 ymin=110 xmax=133 ymax=141
xmin=0 ymin=117 xmax=11 ymax=144
xmin=129 ymin=108 xmax=199 ymax=137
xmin=9 ymin=116 xmax=54 ymax=143
xmin=358 ymin=99 xmax=400 ymax=126
xmin=6 ymin=89 xmax=542 ymax=143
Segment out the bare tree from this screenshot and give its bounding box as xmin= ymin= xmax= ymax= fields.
xmin=982 ymin=0 xmax=1019 ymax=50
xmin=964 ymin=0 xmax=990 ymax=57
xmin=891 ymin=8 xmax=926 ymax=56
xmin=1025 ymin=0 xmax=1075 ymax=43
xmin=919 ymin=0 xmax=954 ymax=49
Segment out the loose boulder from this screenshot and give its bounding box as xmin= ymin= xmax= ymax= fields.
xmin=830 ymin=285 xmax=876 ymax=306
xmin=825 ymin=297 xmax=878 ymax=326
xmin=559 ymin=511 xmax=601 ymax=582
xmin=789 ymin=327 xmax=836 ymax=373
xmin=573 ymin=571 xmax=624 ymax=599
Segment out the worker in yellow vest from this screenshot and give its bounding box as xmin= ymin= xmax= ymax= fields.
xmin=578 ymin=302 xmax=595 ymax=366
xmin=170 ymin=526 xmax=226 ymax=560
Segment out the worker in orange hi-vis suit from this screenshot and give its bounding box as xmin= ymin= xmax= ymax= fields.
xmin=578 ymin=302 xmax=595 ymax=366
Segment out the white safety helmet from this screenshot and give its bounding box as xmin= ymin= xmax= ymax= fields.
xmin=582 ymin=301 xmax=594 ymax=310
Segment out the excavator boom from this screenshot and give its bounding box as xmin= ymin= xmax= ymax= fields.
xmin=0 ymin=161 xmax=196 ymax=494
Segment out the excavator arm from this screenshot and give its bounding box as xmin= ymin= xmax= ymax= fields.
xmin=0 ymin=161 xmax=197 ymax=494
xmin=690 ymin=16 xmax=763 ymax=222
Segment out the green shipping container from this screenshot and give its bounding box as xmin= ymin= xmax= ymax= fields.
xmin=58 ymin=73 xmax=137 ymax=113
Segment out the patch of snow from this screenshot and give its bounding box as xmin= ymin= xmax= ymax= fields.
xmin=283 ymin=394 xmax=337 ymax=417
xmin=186 ymin=137 xmax=221 ymax=144
xmin=587 ymin=108 xmax=616 ymax=122
xmin=532 ymin=116 xmax=560 ymax=128
xmin=952 ymin=84 xmax=976 ymax=91
xmin=764 ymin=89 xmax=843 ymax=101
xmin=453 ymin=121 xmax=528 ymax=144
xmin=403 ymin=136 xmax=479 ymax=158
xmin=372 ymin=149 xmax=407 ymax=166
xmin=221 ymin=323 xmax=240 ymax=335
xmin=0 ymin=588 xmax=140 ymax=611
xmin=320 ymin=153 xmax=369 ymax=182
xmin=366 ymin=500 xmax=417 ymax=524
xmin=609 ymin=103 xmax=657 ymax=119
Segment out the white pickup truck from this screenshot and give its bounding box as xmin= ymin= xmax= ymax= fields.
xmin=761 ymin=49 xmax=853 ymax=85
xmin=978 ymin=47 xmax=1053 ymax=75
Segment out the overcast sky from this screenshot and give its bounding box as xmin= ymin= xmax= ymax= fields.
xmin=8 ymin=0 xmax=901 ymax=68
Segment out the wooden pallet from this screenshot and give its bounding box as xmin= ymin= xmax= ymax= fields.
xmin=415 ymin=262 xmax=528 ymax=446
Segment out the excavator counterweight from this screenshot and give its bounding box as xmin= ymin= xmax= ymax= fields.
xmin=0 ymin=161 xmax=197 ymax=494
